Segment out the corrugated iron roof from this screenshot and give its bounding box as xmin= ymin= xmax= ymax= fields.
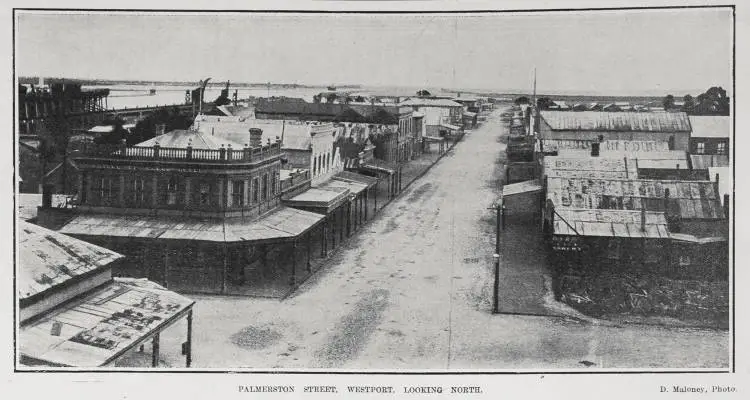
xmin=553 ymin=208 xmax=669 ymax=238
xmin=18 ymin=221 xmax=124 ymax=301
xmin=541 ymin=111 xmax=691 ymax=132
xmin=547 ymin=177 xmax=722 ymax=219
xmin=689 ymin=116 xmax=730 ymax=138
xmin=20 ymin=278 xmax=193 ymax=367
xmin=58 ymin=207 xmax=324 ymax=243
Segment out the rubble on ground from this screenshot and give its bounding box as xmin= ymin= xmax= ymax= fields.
xmin=558 ymin=272 xmax=729 ymax=328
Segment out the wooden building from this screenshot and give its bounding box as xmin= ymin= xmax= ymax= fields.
xmin=542 ymin=175 xmax=727 ymax=279
xmin=18 ymin=221 xmax=195 ymax=368
xmin=538 ymin=111 xmax=692 ymax=151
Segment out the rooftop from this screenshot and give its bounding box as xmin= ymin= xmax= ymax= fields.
xmin=540 ymin=111 xmax=691 ymax=132
xmin=547 ymin=177 xmax=723 ymax=219
xmin=688 ymin=115 xmax=731 ymax=138
xmin=20 ymin=277 xmax=193 ymax=367
xmin=58 ymin=206 xmax=323 ymax=244
xmin=18 ymin=221 xmax=124 ymax=301
xmin=399 ymin=98 xmax=464 ymax=108
xmin=553 ymin=208 xmax=669 ymax=239
xmin=194 ymin=118 xmax=335 ymax=151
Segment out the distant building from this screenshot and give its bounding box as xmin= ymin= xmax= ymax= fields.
xmin=399 ymin=98 xmax=463 ymax=137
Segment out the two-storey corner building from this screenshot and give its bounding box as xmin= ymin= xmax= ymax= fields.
xmin=192 ymin=115 xmax=379 ymax=264
xmin=37 ymin=127 xmax=328 ymax=297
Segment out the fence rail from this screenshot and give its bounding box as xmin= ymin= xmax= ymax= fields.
xmin=77 ymin=141 xmax=282 ymax=163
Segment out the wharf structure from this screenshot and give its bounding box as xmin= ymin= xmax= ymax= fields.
xmin=501 ymin=107 xmax=729 ymax=281
xmin=19 ymin=80 xmax=110 ymax=136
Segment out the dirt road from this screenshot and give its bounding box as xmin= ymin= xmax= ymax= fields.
xmin=146 ymin=107 xmax=729 ymax=370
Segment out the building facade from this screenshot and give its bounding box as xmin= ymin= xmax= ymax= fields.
xmin=37 ymin=128 xmax=328 ymax=297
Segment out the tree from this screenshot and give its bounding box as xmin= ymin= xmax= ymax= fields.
xmin=93 ymin=117 xmax=129 ymax=145
xmin=127 ymin=107 xmax=192 ymax=145
xmin=663 ymin=94 xmax=675 ymax=111
xmin=326 ymin=93 xmax=338 ymax=104
xmin=416 ymin=89 xmax=431 ymax=97
xmin=682 ymin=94 xmax=695 ymax=114
xmin=694 ymin=86 xmax=730 ymax=116
xmin=514 ymin=96 xmax=530 ymax=106
xmin=536 ymin=97 xmax=554 ymax=110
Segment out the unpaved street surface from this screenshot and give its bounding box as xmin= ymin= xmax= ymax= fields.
xmin=148 ymin=108 xmax=729 ymax=370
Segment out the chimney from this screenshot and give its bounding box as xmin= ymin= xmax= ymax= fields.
xmin=590 ymin=142 xmax=600 ymax=157
xmin=249 ymin=128 xmax=263 ymax=147
xmin=155 ymin=123 xmax=166 ymax=136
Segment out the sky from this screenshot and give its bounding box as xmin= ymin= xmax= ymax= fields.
xmin=15 ymin=9 xmax=733 ymax=96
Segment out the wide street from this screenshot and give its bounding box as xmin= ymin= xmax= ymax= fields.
xmin=145 ymin=107 xmax=729 ymax=370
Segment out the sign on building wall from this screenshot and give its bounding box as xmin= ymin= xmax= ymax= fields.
xmin=542 ymin=139 xmax=669 ymax=153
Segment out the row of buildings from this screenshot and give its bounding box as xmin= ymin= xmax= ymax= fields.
xmin=22 ymin=92 xmax=489 ymax=296
xmin=502 ymin=108 xmax=730 ymax=281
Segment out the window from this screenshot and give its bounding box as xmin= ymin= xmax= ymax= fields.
xmin=98 ymin=177 xmax=113 ymax=204
xmin=199 ymin=183 xmax=210 ymax=205
xmin=261 ymin=174 xmax=268 ymax=201
xmin=252 ymin=178 xmax=259 ymax=203
xmin=272 ymin=173 xmax=278 ymax=195
xmin=166 ymin=177 xmax=178 ymax=205
xmin=717 ymin=142 xmax=727 ymax=155
xmin=132 ymin=178 xmax=146 ymax=205
xmin=696 ymin=142 xmax=705 ymax=154
xmin=678 ymin=254 xmax=691 ymax=266
xmin=232 ymin=180 xmax=244 ymax=207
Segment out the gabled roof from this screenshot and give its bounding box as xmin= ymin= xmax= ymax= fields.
xmin=541 ymin=111 xmax=691 ymax=132
xmin=688 ymin=115 xmax=730 ymax=138
xmin=18 ymin=221 xmax=124 ymax=301
xmin=194 ymin=118 xmax=326 ymax=150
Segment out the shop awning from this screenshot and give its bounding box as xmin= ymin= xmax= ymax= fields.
xmin=59 ymin=206 xmax=325 ymax=244
xmin=502 ymin=180 xmax=542 ymax=197
xmin=360 ymin=158 xmax=397 ymax=175
xmin=20 ymin=278 xmax=194 ymax=367
xmin=283 ymin=185 xmax=351 ymax=212
xmin=334 ymin=171 xmax=379 ymax=188
xmin=440 ymin=123 xmax=462 ymax=131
